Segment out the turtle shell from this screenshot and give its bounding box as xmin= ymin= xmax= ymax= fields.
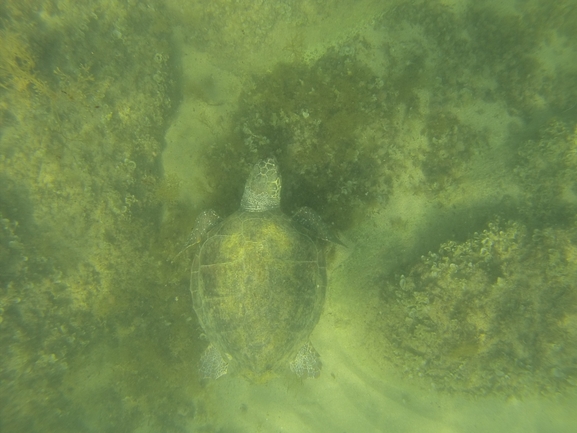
xmin=191 ymin=209 xmax=326 ymax=378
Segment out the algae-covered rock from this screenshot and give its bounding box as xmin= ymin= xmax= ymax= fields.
xmin=378 ymin=219 xmax=577 ymax=396
xmin=514 ymin=120 xmax=577 ymax=225
xmin=0 ymin=1 xmax=199 ymax=432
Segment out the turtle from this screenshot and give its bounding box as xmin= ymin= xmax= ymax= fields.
xmin=188 ymin=158 xmax=337 ymax=381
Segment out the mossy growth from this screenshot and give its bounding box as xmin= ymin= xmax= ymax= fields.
xmin=201 ymin=50 xmax=392 ymax=230
xmin=388 ymin=1 xmax=577 ymax=118
xmin=192 ymin=0 xmax=577 ymax=228
xmin=376 ymin=219 xmax=577 ymax=396
xmin=420 ymin=111 xmax=489 ymax=192
xmin=513 ymin=119 xmax=577 ymax=227
xmin=0 ymin=1 xmax=197 ymax=432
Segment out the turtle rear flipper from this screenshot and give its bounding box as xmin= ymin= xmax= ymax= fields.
xmin=200 ymin=343 xmax=228 ymax=380
xmin=289 ymin=341 xmax=322 ymax=378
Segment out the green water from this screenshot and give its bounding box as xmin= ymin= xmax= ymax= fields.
xmin=1 ymin=0 xmax=577 ymax=431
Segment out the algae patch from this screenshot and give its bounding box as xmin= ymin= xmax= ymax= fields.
xmin=0 ymin=1 xmax=201 ymax=432
xmin=199 ymin=52 xmax=395 ymax=231
xmin=376 ymin=219 xmax=577 ymax=396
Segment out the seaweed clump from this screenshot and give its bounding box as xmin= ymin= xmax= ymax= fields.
xmin=514 ymin=119 xmax=577 ymax=226
xmin=0 ymin=1 xmax=201 ymax=432
xmin=201 ymin=51 xmax=393 ymax=230
xmin=377 ymin=219 xmax=577 ymax=396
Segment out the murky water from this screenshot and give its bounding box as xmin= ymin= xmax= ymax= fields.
xmin=2 ymin=0 xmax=577 ymax=431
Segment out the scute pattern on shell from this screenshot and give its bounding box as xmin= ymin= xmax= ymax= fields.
xmin=191 ymin=209 xmax=326 ymax=378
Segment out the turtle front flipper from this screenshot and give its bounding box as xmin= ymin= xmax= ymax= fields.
xmin=292 ymin=207 xmax=346 ymax=247
xmin=174 ymin=210 xmax=222 ymax=261
xmin=289 ymin=341 xmax=322 ymax=378
xmin=200 ymin=343 xmax=229 ymax=380
xmin=187 ymin=210 xmax=222 ymax=248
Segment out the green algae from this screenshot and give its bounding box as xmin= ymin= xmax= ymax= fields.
xmin=0 ymin=1 xmax=199 ymax=432
xmin=376 ymin=219 xmax=577 ymax=396
xmin=200 ymin=51 xmax=391 ymax=230
xmin=1 ymin=0 xmax=577 ymax=431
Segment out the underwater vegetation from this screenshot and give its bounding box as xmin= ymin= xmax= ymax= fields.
xmin=514 ymin=119 xmax=577 ymax=226
xmin=201 ymin=52 xmax=393 ymax=230
xmin=378 ymin=218 xmax=577 ymax=396
xmin=0 ymin=1 xmax=201 ymax=432
xmin=159 ymin=0 xmax=577 ymax=401
xmin=1 ymin=0 xmax=577 ymax=431
xmin=194 ymin=0 xmax=577 ymax=233
xmin=361 ymin=1 xmax=577 ymax=397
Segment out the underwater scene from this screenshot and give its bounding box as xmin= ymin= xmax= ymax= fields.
xmin=1 ymin=0 xmax=577 ymax=431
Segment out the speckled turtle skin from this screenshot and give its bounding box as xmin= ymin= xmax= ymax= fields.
xmin=190 ymin=160 xmax=326 ymax=379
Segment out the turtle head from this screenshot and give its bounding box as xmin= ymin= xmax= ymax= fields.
xmin=240 ymin=158 xmax=281 ymax=212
